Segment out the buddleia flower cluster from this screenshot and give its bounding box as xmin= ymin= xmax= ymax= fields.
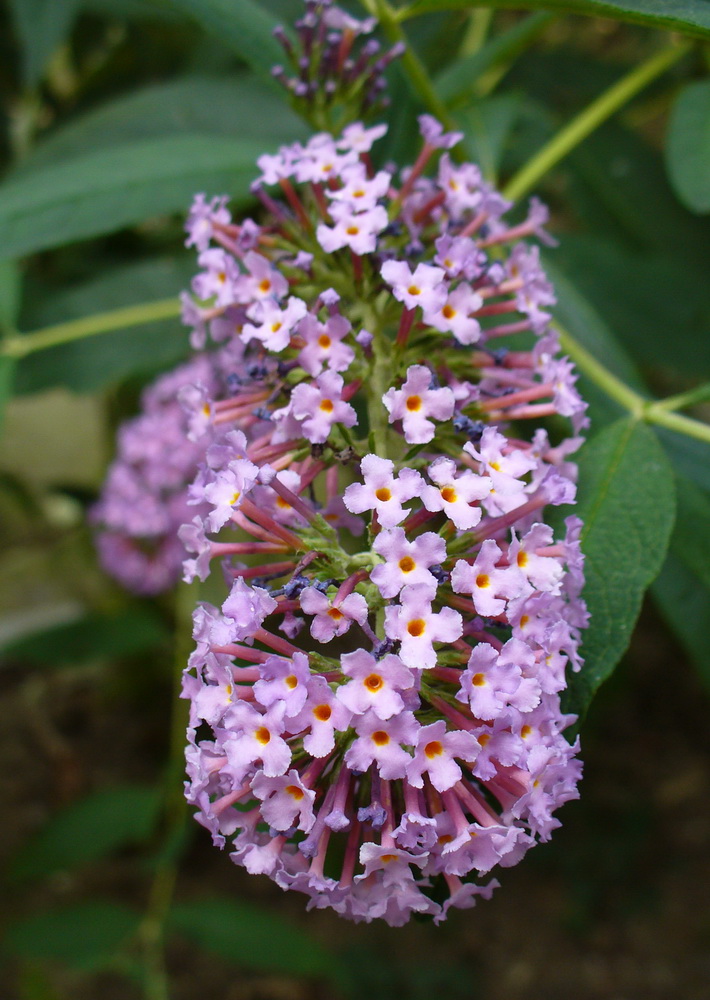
xmin=174 ymin=113 xmax=589 ymax=926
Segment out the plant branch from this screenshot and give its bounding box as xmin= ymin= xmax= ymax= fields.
xmin=2 ymin=298 xmax=182 ymax=359
xmin=138 ymin=583 xmax=193 ymax=1000
xmin=553 ymin=322 xmax=646 ymax=418
xmin=648 ymin=382 xmax=710 ymax=413
xmin=555 ymin=322 xmax=710 ymax=445
xmin=503 ymin=40 xmax=691 ymax=202
xmin=643 ymin=406 xmax=710 ymax=445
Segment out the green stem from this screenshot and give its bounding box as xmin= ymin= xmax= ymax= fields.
xmin=138 ymin=583 xmax=193 ymax=1000
xmin=360 ymin=0 xmax=461 ymax=131
xmin=555 ymin=322 xmax=710 ymax=445
xmin=2 ymin=297 xmax=181 ymax=359
xmin=648 ymin=382 xmax=710 ymax=413
xmin=503 ymin=41 xmax=691 ymax=202
xmin=461 ymin=8 xmax=493 ymax=57
xmin=643 ymin=407 xmax=710 ymax=445
xmin=554 ymin=323 xmax=646 ymax=418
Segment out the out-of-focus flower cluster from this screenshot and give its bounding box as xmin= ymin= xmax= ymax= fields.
xmin=153 ymin=112 xmax=590 ymax=925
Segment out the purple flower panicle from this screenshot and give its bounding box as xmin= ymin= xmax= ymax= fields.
xmin=101 ymin=104 xmax=588 ymax=924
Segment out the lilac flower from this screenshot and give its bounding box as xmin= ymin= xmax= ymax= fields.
xmin=380 ymin=260 xmax=447 ymax=313
xmin=222 ymin=578 xmax=277 ymax=642
xmin=223 ymin=702 xmax=292 ymax=779
xmin=418 ymin=113 xmax=464 ymax=150
xmin=326 ymin=165 xmax=392 ymax=213
xmin=336 ymin=649 xmax=415 ymax=720
xmin=185 ymin=193 xmax=231 ymax=252
xmin=289 ymin=369 xmax=358 ymax=443
xmin=288 ymin=675 xmax=353 ymax=757
xmin=242 ymin=296 xmax=308 ymax=352
xmin=407 ymin=720 xmax=480 ymax=792
xmin=297 ymin=312 xmax=355 ymax=376
xmin=299 ymin=586 xmax=368 ymax=642
xmin=316 ymin=203 xmax=389 ymax=255
xmin=451 ymin=539 xmax=524 ymax=617
xmin=383 ymin=364 xmax=455 ymax=444
xmin=420 ymin=457 xmax=491 ymax=530
xmin=384 ymin=583 xmax=463 ymax=670
xmin=253 ymin=652 xmax=311 ymax=716
xmin=251 ymin=770 xmax=316 ymax=833
xmin=424 ymin=282 xmax=483 ymax=344
xmin=371 ymin=527 xmax=446 ymax=598
xmin=343 ymin=454 xmax=424 ymax=528
xmin=344 ymin=709 xmax=421 ymax=779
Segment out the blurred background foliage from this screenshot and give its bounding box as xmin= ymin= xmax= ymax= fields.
xmin=1 ymin=1 xmax=709 ymax=997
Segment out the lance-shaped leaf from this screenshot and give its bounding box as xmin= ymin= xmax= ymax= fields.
xmin=169 ymin=896 xmax=342 ymax=980
xmin=9 ymin=784 xmax=163 ymax=882
xmin=402 ymin=0 xmax=710 ymax=40
xmin=167 ymin=0 xmax=287 ymax=83
xmin=0 ymin=133 xmax=266 ymax=260
xmin=564 ymin=417 xmax=676 ymax=717
xmin=4 ymin=902 xmax=141 ymax=972
xmin=652 ymin=473 xmax=710 ymax=690
xmin=666 ymin=79 xmax=710 ymax=214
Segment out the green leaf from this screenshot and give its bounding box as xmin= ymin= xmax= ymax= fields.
xmin=402 ymin=0 xmax=710 ymax=40
xmin=169 ymin=896 xmax=340 ymax=980
xmin=166 ymin=0 xmax=287 ymax=84
xmin=458 ymin=93 xmax=522 ymax=182
xmin=9 ymin=784 xmax=162 ymax=882
xmin=3 ymin=902 xmax=140 ymax=972
xmin=1 ymin=606 xmax=169 ymax=667
xmin=566 ymin=124 xmax=710 ymax=267
xmin=0 ymin=133 xmax=266 ymax=260
xmin=552 ymin=236 xmax=710 ymax=378
xmin=14 ymin=76 xmax=306 ymax=177
xmin=8 ymin=0 xmax=80 ymax=86
xmin=666 ymin=79 xmax=710 ymax=214
xmin=651 ymin=478 xmax=710 ymax=685
xmin=15 ymin=257 xmax=194 ymax=394
xmin=668 ymin=478 xmax=710 ymax=589
xmin=81 ymin=0 xmax=188 ymax=19
xmin=566 ymin=418 xmax=676 ymax=716
xmin=435 ymin=12 xmax=554 ymax=107
xmin=653 ymin=552 xmax=710 ymax=690
xmin=657 ymin=427 xmax=710 ymax=493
